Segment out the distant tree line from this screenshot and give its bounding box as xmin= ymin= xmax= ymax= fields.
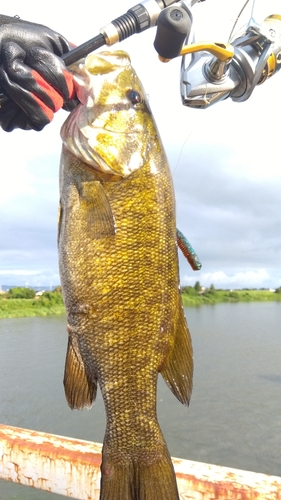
xmin=182 ymin=281 xmax=216 ymax=295
xmin=6 ymin=287 xmax=35 ymax=299
xmin=3 ymin=286 xmax=63 ymax=302
xmin=182 ymin=282 xmax=281 ymax=295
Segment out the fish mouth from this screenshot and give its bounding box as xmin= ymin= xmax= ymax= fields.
xmin=92 ymin=126 xmax=141 ymax=136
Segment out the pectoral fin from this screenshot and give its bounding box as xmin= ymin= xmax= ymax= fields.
xmin=63 ymin=338 xmax=97 ymax=410
xmin=80 ymin=180 xmax=115 ymax=238
xmin=160 ymin=303 xmax=193 ymax=406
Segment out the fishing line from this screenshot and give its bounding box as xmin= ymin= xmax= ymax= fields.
xmin=172 ymin=128 xmax=195 ymax=177
xmin=250 ymin=0 xmax=256 ymax=20
xmin=173 ymin=1 xmax=254 ymax=179
xmin=228 ymin=0 xmax=253 ymax=41
xmin=173 ymin=0 xmax=254 ymax=177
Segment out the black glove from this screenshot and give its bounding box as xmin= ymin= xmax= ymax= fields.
xmin=0 ymin=15 xmax=76 ymax=132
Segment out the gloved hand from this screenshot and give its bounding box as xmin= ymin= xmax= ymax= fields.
xmin=0 ymin=15 xmax=76 ymax=132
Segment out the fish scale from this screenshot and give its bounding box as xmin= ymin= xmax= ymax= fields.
xmin=59 ymin=50 xmax=193 ymax=500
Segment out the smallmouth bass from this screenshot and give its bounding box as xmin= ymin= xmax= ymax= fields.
xmin=59 ymin=50 xmax=193 ymax=500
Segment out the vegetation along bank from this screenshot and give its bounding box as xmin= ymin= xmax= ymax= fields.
xmin=0 ymin=283 xmax=281 ymax=318
xmin=0 ymin=287 xmax=65 ymax=319
xmin=181 ymin=282 xmax=281 ymax=307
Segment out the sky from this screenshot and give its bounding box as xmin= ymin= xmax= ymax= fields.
xmin=0 ymin=0 xmax=281 ymax=290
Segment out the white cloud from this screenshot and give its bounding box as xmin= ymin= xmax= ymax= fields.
xmin=0 ymin=270 xmax=40 ymax=276
xmin=182 ymin=268 xmax=273 ymax=289
xmin=0 ymin=269 xmax=60 ymax=288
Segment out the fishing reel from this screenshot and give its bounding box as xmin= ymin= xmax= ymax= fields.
xmin=154 ymin=3 xmax=281 ymax=108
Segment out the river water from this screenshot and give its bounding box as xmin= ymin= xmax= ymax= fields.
xmin=0 ymin=302 xmax=280 ymax=498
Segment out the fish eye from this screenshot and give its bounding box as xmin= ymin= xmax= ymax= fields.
xmin=127 ymin=90 xmax=142 ymax=105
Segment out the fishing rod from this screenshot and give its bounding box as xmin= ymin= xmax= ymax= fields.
xmin=60 ymin=0 xmax=182 ymax=66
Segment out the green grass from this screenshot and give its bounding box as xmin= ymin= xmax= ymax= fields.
xmin=0 ymin=296 xmax=65 ymax=319
xmin=0 ymin=289 xmax=280 ymax=318
xmin=181 ymin=289 xmax=281 ymax=307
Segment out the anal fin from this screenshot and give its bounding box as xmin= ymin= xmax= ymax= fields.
xmin=160 ymin=303 xmax=193 ymax=406
xmin=63 ymin=338 xmax=97 ymax=410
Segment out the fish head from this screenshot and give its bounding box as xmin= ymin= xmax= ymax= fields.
xmin=61 ymin=50 xmax=157 ymax=178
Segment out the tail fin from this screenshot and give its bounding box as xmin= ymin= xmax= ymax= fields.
xmin=100 ymin=444 xmax=179 ymax=500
